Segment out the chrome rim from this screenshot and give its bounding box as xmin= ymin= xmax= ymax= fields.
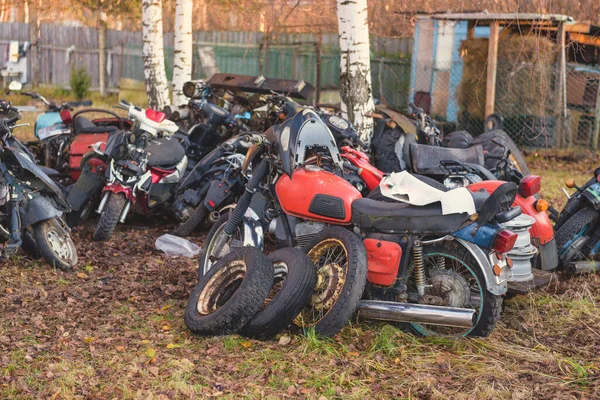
xmin=47 ymin=226 xmax=75 ymax=262
xmin=203 ymin=220 xmax=244 ymax=275
xmin=196 ymin=259 xmax=246 ymax=315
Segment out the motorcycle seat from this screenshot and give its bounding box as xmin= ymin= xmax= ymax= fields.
xmin=147 ymin=137 xmax=186 ymax=169
xmin=75 ymin=116 xmax=118 ymax=134
xmin=351 ymin=198 xmax=471 ymax=234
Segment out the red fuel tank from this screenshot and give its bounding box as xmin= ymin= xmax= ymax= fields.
xmin=275 ymin=166 xmax=361 ymax=224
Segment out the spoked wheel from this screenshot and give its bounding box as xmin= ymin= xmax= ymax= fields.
xmin=184 ymin=247 xmax=273 ymax=336
xmin=402 ymin=242 xmax=501 ymax=337
xmin=34 ymin=219 xmax=78 ymax=271
xmin=198 ymin=212 xmax=246 ymax=279
xmin=296 ymin=226 xmax=367 ymax=337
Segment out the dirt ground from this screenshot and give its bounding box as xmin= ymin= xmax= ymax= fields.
xmin=1 ymin=148 xmax=600 ymax=399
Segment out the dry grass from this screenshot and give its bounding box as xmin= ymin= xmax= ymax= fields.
xmin=1 ymin=98 xmax=599 ymax=398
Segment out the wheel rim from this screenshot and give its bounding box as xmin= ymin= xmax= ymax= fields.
xmin=294 ymin=238 xmax=348 ymax=328
xmin=202 ymin=220 xmax=244 ymax=276
xmin=404 ymin=251 xmax=484 ymax=337
xmin=196 ymin=259 xmax=246 ymax=315
xmin=46 ymin=226 xmax=75 ymax=263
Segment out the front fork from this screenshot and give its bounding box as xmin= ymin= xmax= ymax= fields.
xmin=212 ymin=158 xmax=269 ymax=257
xmin=97 ymin=189 xmax=133 ymax=223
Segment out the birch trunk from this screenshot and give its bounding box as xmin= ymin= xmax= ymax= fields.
xmin=142 ymin=0 xmax=169 ymax=110
xmin=172 ymin=0 xmax=193 ymax=108
xmin=98 ymin=8 xmax=107 ymax=97
xmin=28 ymin=0 xmax=40 ymax=88
xmin=336 ymin=0 xmax=374 ymax=145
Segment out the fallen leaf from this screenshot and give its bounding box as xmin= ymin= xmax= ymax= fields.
xmin=162 ymin=325 xmax=171 ymax=332
xmin=347 ymin=351 xmax=359 ymax=357
xmin=116 ymin=345 xmax=126 ymax=352
xmin=166 ymin=343 xmax=181 ymax=349
xmin=141 ymin=340 xmax=151 ymax=345
xmin=149 ymin=366 xmax=159 ymax=377
xmin=83 ymin=337 xmax=96 ymax=344
xmin=76 ymin=272 xmax=88 ymax=279
xmin=24 ymin=354 xmax=33 ymax=362
xmin=278 ymin=335 xmax=292 ymax=345
xmin=394 ymin=358 xmax=400 ymax=365
xmin=240 ymin=341 xmax=252 ymax=349
xmin=5 ymin=288 xmax=13 ymax=294
xmin=145 ymin=348 xmax=156 ymax=358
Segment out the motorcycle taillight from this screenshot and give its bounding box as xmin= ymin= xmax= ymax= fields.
xmin=493 ymin=229 xmax=517 ymax=254
xmin=519 ymin=175 xmax=540 ymax=198
xmin=60 ymin=109 xmax=72 ymax=124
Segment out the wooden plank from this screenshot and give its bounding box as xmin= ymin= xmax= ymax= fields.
xmin=593 ymin=78 xmax=600 ymax=149
xmin=485 ymin=21 xmax=499 ymax=118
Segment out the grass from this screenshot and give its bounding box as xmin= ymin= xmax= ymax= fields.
xmin=1 ymin=95 xmax=600 ymax=397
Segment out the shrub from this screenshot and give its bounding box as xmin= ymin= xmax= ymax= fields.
xmin=70 ymin=67 xmax=91 ymax=100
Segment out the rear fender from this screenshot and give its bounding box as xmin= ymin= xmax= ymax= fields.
xmin=455 ymin=238 xmax=509 ymax=296
xmin=20 ymin=196 xmax=62 ymax=228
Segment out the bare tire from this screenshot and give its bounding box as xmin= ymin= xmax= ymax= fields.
xmin=473 ymin=130 xmax=530 ymax=175
xmin=34 ymin=219 xmax=78 ymax=271
xmin=402 ymin=242 xmax=502 ymax=337
xmin=21 ymin=230 xmax=41 ymax=259
xmin=555 ymin=207 xmax=600 ymax=262
xmin=93 ymin=193 xmax=126 ymax=242
xmin=241 ymin=248 xmax=317 ymax=340
xmin=372 ymin=127 xmax=403 ymax=173
xmin=184 ymin=247 xmax=274 ymax=336
xmin=296 ymin=226 xmax=368 ymax=337
xmin=173 ymin=205 xmax=208 ymax=237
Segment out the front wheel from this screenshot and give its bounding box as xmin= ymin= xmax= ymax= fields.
xmin=172 ymin=204 xmax=208 ymax=237
xmin=555 ymin=207 xmax=600 ymax=263
xmin=93 ymin=193 xmax=127 ymax=242
xmin=198 ymin=211 xmax=246 ymax=279
xmin=34 ymin=219 xmax=78 ymax=271
xmin=402 ymin=241 xmax=502 ymax=337
xmin=296 ymin=226 xmax=368 ymax=337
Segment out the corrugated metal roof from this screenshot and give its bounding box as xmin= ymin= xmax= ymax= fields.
xmin=415 ymin=12 xmax=574 ymax=25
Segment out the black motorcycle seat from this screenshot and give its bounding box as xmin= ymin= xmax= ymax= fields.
xmin=351 ymin=198 xmax=471 ymax=234
xmin=410 ymin=143 xmax=484 ymax=175
xmin=147 ymin=138 xmax=186 ymax=169
xmin=75 ymin=116 xmax=118 ymax=134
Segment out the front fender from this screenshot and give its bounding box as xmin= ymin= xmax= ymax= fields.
xmin=21 ymin=196 xmax=63 ymax=228
xmin=241 ymin=207 xmax=264 ymax=250
xmin=455 ymin=238 xmax=509 ymax=296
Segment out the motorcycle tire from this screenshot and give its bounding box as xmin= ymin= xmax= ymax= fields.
xmin=172 ymin=204 xmax=208 ymax=238
xmin=184 ymin=247 xmax=273 ymax=336
xmin=472 ymin=130 xmax=530 ymax=176
xmin=241 ymin=248 xmax=317 ymax=340
xmin=21 ymin=230 xmax=41 ymax=259
xmin=443 ymin=130 xmax=473 ymax=149
xmin=93 ymin=193 xmax=127 ymax=242
xmin=401 ymin=241 xmax=502 ymax=337
xmin=198 ymin=212 xmax=246 ymax=279
xmin=34 ymin=218 xmax=78 ymax=271
xmin=555 ymin=207 xmax=600 ymax=262
xmin=296 ymin=226 xmax=368 ymax=337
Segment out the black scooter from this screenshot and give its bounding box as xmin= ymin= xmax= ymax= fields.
xmin=0 ymin=105 xmax=77 ymax=270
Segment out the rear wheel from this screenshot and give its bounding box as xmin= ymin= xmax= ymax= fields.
xmin=34 ymin=219 xmax=78 ymax=271
xmin=401 ymin=242 xmax=502 ymax=337
xmin=296 ymin=226 xmax=368 ymax=337
xmin=93 ymin=193 xmax=126 ymax=241
xmin=184 ymin=247 xmax=273 ymax=336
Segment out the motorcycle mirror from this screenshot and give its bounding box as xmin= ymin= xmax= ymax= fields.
xmin=8 ymin=81 xmax=22 ymax=91
xmin=565 ymin=178 xmax=576 ymax=188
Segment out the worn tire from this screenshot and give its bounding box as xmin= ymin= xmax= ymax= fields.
xmin=21 ymin=230 xmax=41 ymax=259
xmin=443 ymin=130 xmax=473 ymax=149
xmin=373 ymin=127 xmax=404 ymax=173
xmin=184 ymin=247 xmax=274 ymax=336
xmin=555 ymin=207 xmax=600 ymax=261
xmin=173 ymin=205 xmax=208 ymax=237
xmin=473 ymin=130 xmax=530 ymax=175
xmin=93 ymin=193 xmax=126 ymax=242
xmin=296 ymin=226 xmax=368 ymax=337
xmin=241 ymin=248 xmax=317 ymax=340
xmin=34 ymin=219 xmax=78 ymax=271
xmin=402 ymin=242 xmax=502 ymax=337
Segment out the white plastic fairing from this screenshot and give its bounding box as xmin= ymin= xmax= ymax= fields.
xmin=380 ymin=171 xmax=476 ymax=215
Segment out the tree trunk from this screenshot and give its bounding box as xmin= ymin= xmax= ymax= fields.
xmin=28 ymin=0 xmax=40 ymax=88
xmin=172 ymin=0 xmax=192 ymax=108
xmin=142 ymin=0 xmax=169 ymax=110
xmin=336 ymin=0 xmax=374 ymax=145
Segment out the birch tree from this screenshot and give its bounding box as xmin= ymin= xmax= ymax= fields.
xmin=142 ymin=0 xmax=169 ymax=110
xmin=172 ymin=0 xmax=192 ymax=108
xmin=336 ymin=0 xmax=375 ymax=144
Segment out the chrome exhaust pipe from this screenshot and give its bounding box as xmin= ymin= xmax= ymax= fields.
xmin=356 ymin=300 xmax=476 ymax=328
xmin=567 ymin=261 xmax=600 ymax=275
xmin=96 ymin=191 xmax=110 ymax=214
xmin=119 ymin=201 xmax=131 ymax=223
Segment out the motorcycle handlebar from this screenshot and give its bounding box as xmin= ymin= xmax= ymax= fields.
xmin=243 ymin=133 xmax=267 ymax=145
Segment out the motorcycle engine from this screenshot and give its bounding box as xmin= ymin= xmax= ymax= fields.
xmin=294 ymin=221 xmax=325 ymax=249
xmin=0 ymin=184 xmax=9 ymax=207
xmin=443 ymin=173 xmax=482 ymax=189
